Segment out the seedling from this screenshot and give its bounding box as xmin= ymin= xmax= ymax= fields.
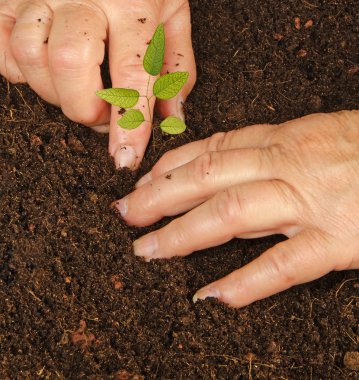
xmin=96 ymin=24 xmax=188 ymax=135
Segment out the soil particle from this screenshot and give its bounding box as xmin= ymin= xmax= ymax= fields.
xmin=297 ymin=49 xmax=308 ymax=57
xmin=304 ymin=19 xmax=313 ymax=29
xmin=111 ymin=275 xmax=123 ymax=290
xmin=344 ymin=352 xmax=359 ymax=370
xmin=68 ymin=133 xmax=86 ymax=152
xmin=71 ymin=320 xmax=96 ymax=350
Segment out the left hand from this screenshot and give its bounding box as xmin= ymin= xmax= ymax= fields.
xmin=0 ymin=0 xmax=196 ymax=169
xmin=114 ymin=110 xmax=359 ymax=308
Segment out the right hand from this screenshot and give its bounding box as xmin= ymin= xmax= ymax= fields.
xmin=0 ymin=0 xmax=196 ymax=169
xmin=114 ymin=111 xmax=359 ymax=308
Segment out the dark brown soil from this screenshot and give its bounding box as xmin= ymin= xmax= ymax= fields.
xmin=1 ymin=1 xmax=358 ymax=379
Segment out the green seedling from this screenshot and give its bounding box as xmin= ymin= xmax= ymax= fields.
xmin=96 ymin=24 xmax=188 ymax=135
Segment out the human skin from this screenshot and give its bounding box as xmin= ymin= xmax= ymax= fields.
xmin=115 ymin=111 xmax=359 ymax=308
xmin=0 ymin=0 xmax=196 ymax=169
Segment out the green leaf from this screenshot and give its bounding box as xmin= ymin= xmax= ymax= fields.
xmin=160 ymin=116 xmax=186 ymax=135
xmin=143 ymin=24 xmax=165 ymax=76
xmin=117 ymin=109 xmax=144 ymax=130
xmin=96 ymin=88 xmax=139 ymax=108
xmin=153 ymin=72 xmax=189 ymax=100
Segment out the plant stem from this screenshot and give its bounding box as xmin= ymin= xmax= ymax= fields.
xmin=145 ymin=74 xmax=156 ymax=150
xmin=145 ymin=75 xmax=152 ymax=124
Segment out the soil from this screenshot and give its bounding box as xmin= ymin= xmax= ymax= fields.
xmin=1 ymin=0 xmax=358 ymax=379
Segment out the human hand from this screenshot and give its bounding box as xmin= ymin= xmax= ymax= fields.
xmin=0 ymin=0 xmax=196 ymax=169
xmin=114 ymin=110 xmax=359 ymax=307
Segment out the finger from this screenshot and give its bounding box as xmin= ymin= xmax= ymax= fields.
xmin=48 ymin=3 xmax=110 ymax=125
xmin=136 ymin=124 xmax=277 ymax=187
xmin=193 ymin=231 xmax=336 ymax=308
xmin=156 ymin=1 xmax=196 ymax=120
xmin=0 ymin=6 xmax=24 ymax=82
xmin=10 ymin=2 xmax=58 ymax=104
xmin=107 ymin=12 xmax=161 ymax=170
xmin=116 ymin=148 xmax=274 ymax=226
xmin=131 ymin=180 xmax=298 ymax=259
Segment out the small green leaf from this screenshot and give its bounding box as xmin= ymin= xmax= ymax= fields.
xmin=143 ymin=24 xmax=165 ymax=76
xmin=118 ymin=110 xmax=144 ymax=130
xmin=153 ymin=72 xmax=189 ymax=100
xmin=160 ymin=116 xmax=186 ymax=135
xmin=96 ymin=88 xmax=139 ymax=108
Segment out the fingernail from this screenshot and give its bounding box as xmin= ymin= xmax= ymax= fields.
xmin=136 ymin=172 xmax=152 ymax=188
xmin=193 ymin=285 xmax=220 ymax=303
xmin=114 ymin=197 xmax=128 ymax=217
xmin=133 ymin=233 xmax=158 ymax=258
xmin=177 ymin=97 xmax=185 ymax=121
xmin=114 ymin=146 xmax=136 ymax=169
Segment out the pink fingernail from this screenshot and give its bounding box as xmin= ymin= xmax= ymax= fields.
xmin=133 ymin=233 xmax=158 ymax=258
xmin=177 ymin=97 xmax=185 ymax=121
xmin=115 ymin=197 xmax=128 ymax=217
xmin=193 ymin=285 xmax=220 ymax=303
xmin=136 ymin=172 xmax=152 ymax=188
xmin=114 ymin=146 xmax=136 ymax=169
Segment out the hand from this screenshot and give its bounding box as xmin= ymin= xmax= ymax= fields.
xmin=114 ymin=110 xmax=359 ymax=307
xmin=0 ymin=0 xmax=196 ymax=169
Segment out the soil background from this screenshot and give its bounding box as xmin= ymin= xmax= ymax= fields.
xmin=1 ymin=0 xmax=359 ymax=379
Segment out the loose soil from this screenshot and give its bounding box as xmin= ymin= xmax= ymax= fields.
xmin=1 ymin=1 xmax=358 ymax=379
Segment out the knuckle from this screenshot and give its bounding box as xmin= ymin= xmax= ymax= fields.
xmin=50 ymin=45 xmax=91 ymax=72
xmin=10 ymin=40 xmax=43 ymax=66
xmin=272 ymin=180 xmax=301 ymax=216
xmin=190 ymin=151 xmax=221 ymax=184
xmin=116 ymin=61 xmax=145 ymax=75
xmin=206 ymin=132 xmax=227 ymax=151
xmin=215 ymin=187 xmax=243 ymax=226
xmin=262 ymin=245 xmax=297 ymax=286
xmin=248 ymin=146 xmax=275 ymax=177
xmin=267 ymin=140 xmax=301 ymax=175
xmin=170 ymin=222 xmax=188 ymax=251
xmin=263 ymin=144 xmax=281 ymax=169
xmin=112 ymin=61 xmax=148 ymax=87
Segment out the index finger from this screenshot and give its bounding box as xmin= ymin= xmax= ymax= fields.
xmin=136 ymin=123 xmax=277 ymax=187
xmin=107 ymin=9 xmax=162 ymax=169
xmin=115 ymin=147 xmax=275 ymax=226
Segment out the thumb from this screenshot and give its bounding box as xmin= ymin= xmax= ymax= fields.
xmin=107 ymin=13 xmax=160 ymax=170
xmin=156 ymin=1 xmax=196 ymax=120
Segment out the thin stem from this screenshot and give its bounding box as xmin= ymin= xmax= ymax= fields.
xmin=145 ymin=74 xmax=156 ymax=150
xmin=145 ymin=75 xmax=152 ymax=124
